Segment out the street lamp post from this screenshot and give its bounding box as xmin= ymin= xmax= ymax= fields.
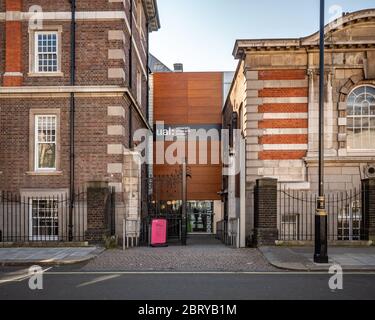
xmin=314 ymin=0 xmax=329 ymax=264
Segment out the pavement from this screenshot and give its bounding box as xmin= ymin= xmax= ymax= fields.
xmin=259 ymin=246 xmax=375 ymax=271
xmin=82 ymin=235 xmax=277 ymax=272
xmin=0 ymin=247 xmax=104 ymax=266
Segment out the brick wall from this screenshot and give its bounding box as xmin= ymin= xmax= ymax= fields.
xmin=253 ymin=178 xmax=278 ymax=246
xmin=0 ymin=96 xmax=132 ymax=192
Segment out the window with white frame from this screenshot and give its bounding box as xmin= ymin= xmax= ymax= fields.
xmin=347 ymin=85 xmax=375 ymax=150
xmin=35 ymin=31 xmax=58 ymax=73
xmin=30 ymin=198 xmax=59 ymax=240
xmin=35 ymin=115 xmax=57 ymax=171
xmin=137 ymin=69 xmax=142 ymax=104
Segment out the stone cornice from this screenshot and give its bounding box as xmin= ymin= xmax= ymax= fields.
xmin=304 ymin=156 xmax=375 ymax=165
xmin=143 ymin=0 xmax=161 ymax=32
xmin=233 ymin=8 xmax=375 ymax=58
xmin=0 ymin=86 xmax=127 ymax=94
xmin=0 ymin=85 xmax=152 ymax=130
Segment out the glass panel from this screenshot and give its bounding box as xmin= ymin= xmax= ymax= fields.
xmin=347 ymin=128 xmax=353 ymax=149
xmin=354 ymin=105 xmax=362 ymax=115
xmin=367 ymin=86 xmax=375 ymax=97
xmin=371 ymin=127 xmax=375 ymax=149
xmin=38 ymin=143 xmax=56 ymax=169
xmin=353 ymin=87 xmax=365 ymax=96
xmin=362 ymin=117 xmax=369 ymax=129
xmin=347 ymin=117 xmax=353 ymax=128
xmin=353 ymin=128 xmax=361 ymax=148
xmin=362 ymin=128 xmax=370 ymax=149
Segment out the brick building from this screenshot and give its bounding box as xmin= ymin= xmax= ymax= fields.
xmin=223 ymin=9 xmax=375 ymax=246
xmin=0 ymin=0 xmax=160 ymax=241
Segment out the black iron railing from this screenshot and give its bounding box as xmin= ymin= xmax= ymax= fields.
xmin=0 ymin=189 xmax=87 ymax=245
xmin=277 ymin=185 xmax=367 ymax=241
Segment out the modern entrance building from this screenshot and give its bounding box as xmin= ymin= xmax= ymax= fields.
xmin=150 ymin=68 xmax=234 ymax=235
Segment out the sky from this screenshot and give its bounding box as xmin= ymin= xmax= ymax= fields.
xmin=150 ymin=0 xmax=375 ymax=72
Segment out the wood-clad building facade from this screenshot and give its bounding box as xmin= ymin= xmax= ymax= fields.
xmin=152 ymin=71 xmax=232 ymax=234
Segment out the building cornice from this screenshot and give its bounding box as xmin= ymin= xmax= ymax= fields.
xmin=233 ymin=8 xmax=375 ymax=58
xmin=143 ymin=0 xmax=161 ymax=32
xmin=0 ymin=86 xmax=127 ymax=94
xmin=0 ymin=86 xmax=152 ymax=130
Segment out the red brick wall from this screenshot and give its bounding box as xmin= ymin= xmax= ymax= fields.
xmin=259 ymin=88 xmax=308 ymax=98
xmin=259 ymin=135 xmax=308 ymax=144
xmin=258 ymin=69 xmax=306 ymax=80
xmin=259 ymin=119 xmax=308 ymax=129
xmin=259 ymin=151 xmax=307 ymax=160
xmin=258 ymin=103 xmax=308 ymax=113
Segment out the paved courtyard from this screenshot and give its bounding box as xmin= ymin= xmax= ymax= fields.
xmin=82 ymin=236 xmax=277 ymax=272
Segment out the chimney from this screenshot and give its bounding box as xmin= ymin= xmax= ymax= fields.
xmin=173 ymin=63 xmax=183 ymax=73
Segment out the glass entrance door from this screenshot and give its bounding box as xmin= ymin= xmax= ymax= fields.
xmin=187 ymin=201 xmax=214 ymax=234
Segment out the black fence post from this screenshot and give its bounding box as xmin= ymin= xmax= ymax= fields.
xmin=362 ymin=178 xmax=375 ymax=241
xmin=253 ymin=178 xmax=278 ymax=246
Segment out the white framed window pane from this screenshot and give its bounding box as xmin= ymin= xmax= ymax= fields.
xmin=31 ymin=199 xmax=58 ymax=239
xmin=38 ymin=143 xmax=56 ymax=169
xmin=35 ymin=115 xmax=57 ymax=170
xmin=36 ymin=32 xmax=58 ymax=73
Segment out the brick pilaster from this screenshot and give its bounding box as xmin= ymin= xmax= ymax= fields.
xmin=85 ymin=181 xmax=111 ymax=244
xmin=3 ymin=0 xmax=23 ymax=87
xmin=362 ymin=178 xmax=375 ymax=241
xmin=253 ymin=178 xmax=278 ymax=246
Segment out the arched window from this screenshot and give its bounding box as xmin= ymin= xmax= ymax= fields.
xmin=347 ymin=85 xmax=375 ymax=150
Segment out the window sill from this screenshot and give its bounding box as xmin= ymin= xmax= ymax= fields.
xmin=26 ymin=171 xmax=63 ymax=176
xmin=27 ymin=72 xmax=64 ymax=77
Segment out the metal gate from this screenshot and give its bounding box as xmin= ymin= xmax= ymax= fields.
xmin=141 ymin=169 xmax=186 ymax=245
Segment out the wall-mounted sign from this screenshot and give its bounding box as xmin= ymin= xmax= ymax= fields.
xmin=154 ymin=123 xmax=222 ymax=141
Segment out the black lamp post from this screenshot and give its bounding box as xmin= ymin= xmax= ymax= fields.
xmin=314 ymin=0 xmax=329 ymax=264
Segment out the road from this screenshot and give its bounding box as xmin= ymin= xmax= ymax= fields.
xmin=0 ymin=267 xmax=374 ymax=300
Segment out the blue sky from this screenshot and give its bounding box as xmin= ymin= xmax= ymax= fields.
xmin=150 ymin=0 xmax=375 ymax=71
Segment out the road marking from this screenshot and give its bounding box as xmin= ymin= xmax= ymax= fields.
xmin=76 ymin=275 xmax=120 ymax=288
xmin=45 ymin=271 xmax=375 ymax=276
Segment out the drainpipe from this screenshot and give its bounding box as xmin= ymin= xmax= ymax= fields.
xmin=128 ymin=0 xmax=134 ymax=149
xmin=69 ymin=0 xmax=76 ymax=241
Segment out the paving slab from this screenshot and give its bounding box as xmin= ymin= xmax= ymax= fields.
xmin=0 ymin=247 xmax=104 ymax=266
xmin=259 ymin=246 xmax=375 ymax=271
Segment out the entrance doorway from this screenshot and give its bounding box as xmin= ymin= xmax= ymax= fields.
xmin=187 ymin=201 xmax=214 ymax=234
